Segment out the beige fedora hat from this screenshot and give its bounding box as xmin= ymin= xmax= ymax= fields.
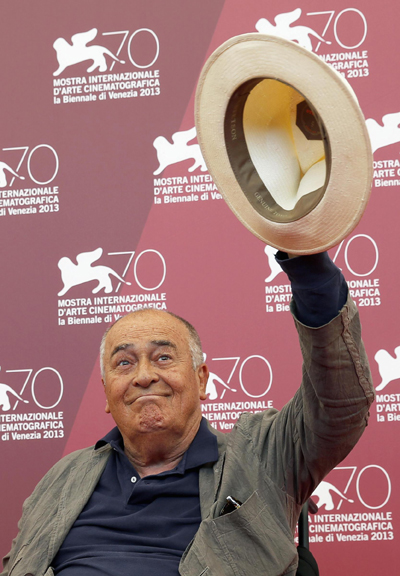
xmin=195 ymin=34 xmax=373 ymax=254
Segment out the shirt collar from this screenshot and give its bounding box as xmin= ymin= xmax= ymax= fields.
xmin=184 ymin=417 xmax=219 ymax=470
xmin=95 ymin=417 xmax=218 ymax=472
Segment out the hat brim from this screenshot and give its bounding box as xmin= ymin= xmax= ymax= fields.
xmin=195 ymin=34 xmax=373 ymax=254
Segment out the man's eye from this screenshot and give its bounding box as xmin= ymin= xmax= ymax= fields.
xmin=159 ymin=355 xmax=171 ymax=361
xmin=117 ymin=359 xmax=130 ymax=366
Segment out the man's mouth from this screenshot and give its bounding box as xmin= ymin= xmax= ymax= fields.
xmin=127 ymin=393 xmax=169 ymax=405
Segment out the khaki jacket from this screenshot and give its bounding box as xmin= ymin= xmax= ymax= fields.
xmin=2 ymin=297 xmax=374 ymax=576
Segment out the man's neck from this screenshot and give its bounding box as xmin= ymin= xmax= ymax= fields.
xmin=122 ymin=417 xmax=201 ymax=478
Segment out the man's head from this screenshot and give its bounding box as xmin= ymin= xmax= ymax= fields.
xmin=100 ymin=309 xmax=209 ymax=444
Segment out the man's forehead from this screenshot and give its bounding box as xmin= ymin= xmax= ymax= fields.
xmin=106 ymin=310 xmax=188 ymax=347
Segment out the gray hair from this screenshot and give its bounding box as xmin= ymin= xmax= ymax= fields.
xmin=99 ymin=309 xmax=204 ymax=382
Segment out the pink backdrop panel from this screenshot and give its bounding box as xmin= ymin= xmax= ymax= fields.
xmin=1 ymin=0 xmax=399 ymax=573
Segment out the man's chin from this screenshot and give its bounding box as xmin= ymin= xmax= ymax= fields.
xmin=137 ymin=403 xmax=167 ymax=433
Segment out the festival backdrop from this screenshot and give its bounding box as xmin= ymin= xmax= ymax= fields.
xmin=0 ymin=1 xmax=399 ymax=573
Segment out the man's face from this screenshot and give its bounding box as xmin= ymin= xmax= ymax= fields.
xmin=102 ymin=311 xmax=208 ymax=442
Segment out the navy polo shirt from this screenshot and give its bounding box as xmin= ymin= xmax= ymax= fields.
xmin=52 ymin=418 xmax=219 ymax=576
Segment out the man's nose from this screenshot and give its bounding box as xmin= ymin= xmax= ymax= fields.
xmin=133 ymin=359 xmax=159 ymax=387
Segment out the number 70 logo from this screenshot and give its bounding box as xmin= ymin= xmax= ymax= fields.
xmin=1 ymin=145 xmax=59 ymax=187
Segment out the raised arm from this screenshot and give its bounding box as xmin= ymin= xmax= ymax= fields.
xmin=247 ymin=251 xmax=374 ymax=507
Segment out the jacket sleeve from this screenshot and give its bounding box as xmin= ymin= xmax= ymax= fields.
xmin=1 ymin=477 xmax=45 ymax=576
xmin=1 ymin=446 xmax=102 ymax=576
xmin=243 ymin=293 xmax=375 ymax=508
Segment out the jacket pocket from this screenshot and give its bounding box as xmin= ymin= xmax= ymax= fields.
xmin=179 ymin=539 xmax=209 ymax=576
xmin=211 ymin=490 xmax=297 ymax=576
xmin=7 ymin=543 xmax=53 ymax=576
xmin=8 ymin=544 xmax=27 ymax=576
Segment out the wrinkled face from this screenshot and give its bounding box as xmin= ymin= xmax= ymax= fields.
xmin=102 ymin=311 xmax=208 ymax=441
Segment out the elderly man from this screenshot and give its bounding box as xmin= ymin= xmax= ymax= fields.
xmin=2 ymin=251 xmax=374 ymax=576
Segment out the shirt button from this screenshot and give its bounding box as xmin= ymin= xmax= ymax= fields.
xmin=130 ymin=476 xmax=137 ymax=483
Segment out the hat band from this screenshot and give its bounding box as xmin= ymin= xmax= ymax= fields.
xmin=224 ymin=78 xmax=331 ymax=224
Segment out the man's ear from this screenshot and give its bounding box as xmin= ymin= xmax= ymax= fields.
xmin=197 ymin=364 xmax=209 ymax=400
xmin=103 ymin=378 xmax=111 ymax=413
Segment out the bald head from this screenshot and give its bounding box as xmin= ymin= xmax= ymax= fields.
xmin=100 ymin=309 xmax=204 ymax=381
